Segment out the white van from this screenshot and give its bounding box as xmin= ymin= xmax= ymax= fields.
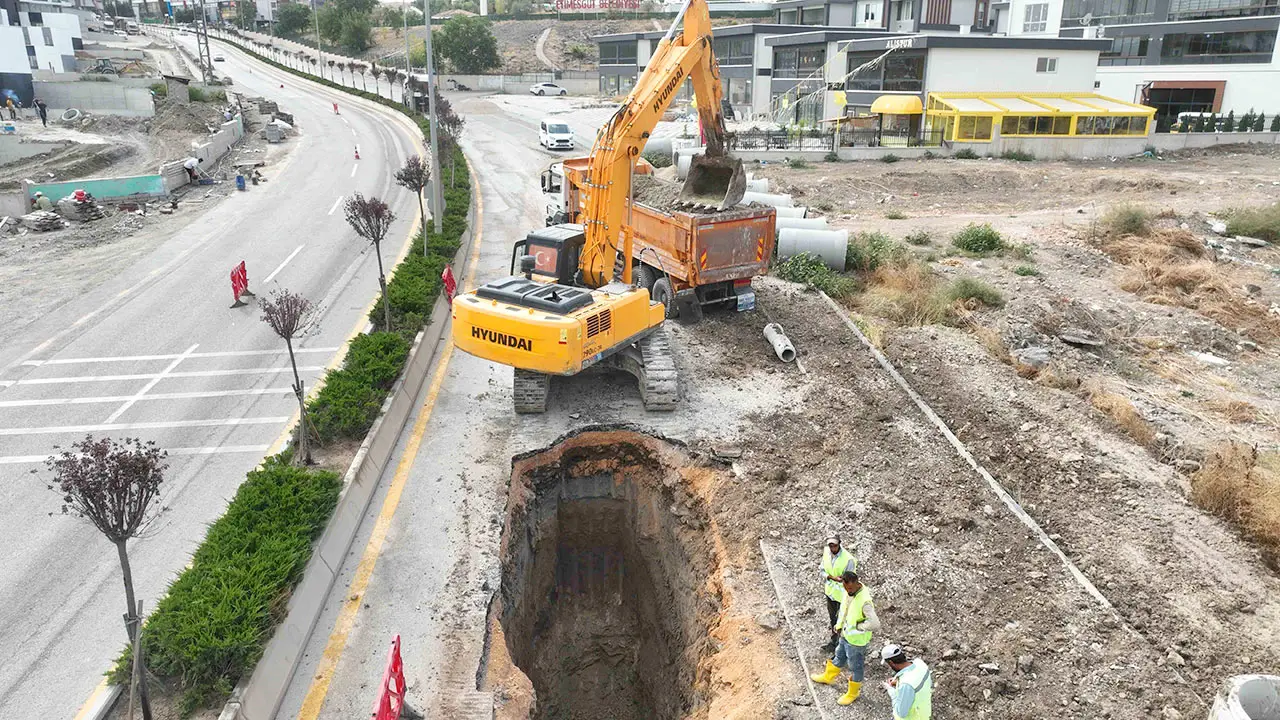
xmin=538 ymin=119 xmax=574 ymax=150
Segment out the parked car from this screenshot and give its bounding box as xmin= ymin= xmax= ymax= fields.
xmin=538 ymin=119 xmax=574 ymax=150
xmin=214 ymin=55 xmax=225 ymax=62
xmin=530 ymin=82 xmax=567 ymax=97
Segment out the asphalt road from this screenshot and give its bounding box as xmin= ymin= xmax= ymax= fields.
xmin=274 ymin=94 xmax=703 ymax=720
xmin=0 ymin=34 xmax=424 ymax=720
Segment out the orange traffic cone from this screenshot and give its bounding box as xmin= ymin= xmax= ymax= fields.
xmin=354 ymin=147 xmax=360 ymax=160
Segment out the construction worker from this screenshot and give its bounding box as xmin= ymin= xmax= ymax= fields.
xmin=33 ymin=98 xmax=47 ymax=127
xmin=32 ymin=192 xmax=53 ymax=210
xmin=811 ymin=571 xmax=880 ymax=706
xmin=5 ymin=97 xmax=15 ymax=121
xmin=880 ymin=644 xmax=933 ymax=720
xmin=820 ymin=535 xmax=856 ymax=652
xmin=183 ymin=156 xmax=203 ymax=182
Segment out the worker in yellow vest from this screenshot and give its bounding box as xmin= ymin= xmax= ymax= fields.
xmin=820 ymin=535 xmax=857 ymax=652
xmin=811 ymin=571 xmax=880 ymax=705
xmin=880 ymin=643 xmax=933 ymax=720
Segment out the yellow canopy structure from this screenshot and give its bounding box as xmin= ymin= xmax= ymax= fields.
xmin=870 ymin=94 xmax=924 ymax=115
xmin=926 ymin=92 xmax=1156 ymax=142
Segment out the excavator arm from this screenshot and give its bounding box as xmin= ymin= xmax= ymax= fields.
xmin=577 ymin=0 xmax=746 ymax=288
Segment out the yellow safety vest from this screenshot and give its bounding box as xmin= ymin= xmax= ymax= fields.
xmin=894 ymin=659 xmax=933 ymax=720
xmin=821 ymin=548 xmax=855 ymax=601
xmin=837 ymin=586 xmax=873 ymax=646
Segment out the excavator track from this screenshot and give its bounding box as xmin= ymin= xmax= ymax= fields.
xmin=636 ymin=329 xmax=679 ymax=411
xmin=513 ymin=369 xmax=551 ymax=414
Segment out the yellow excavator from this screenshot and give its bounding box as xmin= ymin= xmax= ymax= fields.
xmin=450 ymin=0 xmax=747 ymax=413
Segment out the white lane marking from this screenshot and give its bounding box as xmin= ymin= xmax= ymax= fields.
xmin=22 ymin=348 xmax=341 ymax=366
xmin=0 ymin=381 xmax=12 ymax=388
xmin=350 ymin=164 xmax=357 ymax=177
xmin=350 ymin=127 xmax=357 ymax=138
xmin=0 ymin=417 xmax=291 ymax=437
xmin=341 ymin=116 xmax=350 ymax=126
xmin=105 ymin=343 xmax=199 ymax=423
xmin=0 ymin=444 xmax=273 ymax=464
xmin=264 ymin=245 xmax=305 ymax=284
xmin=0 ymin=387 xmax=296 ymax=408
xmin=10 ymin=366 xmax=327 ymax=386
xmin=328 ymin=196 xmax=343 ymax=216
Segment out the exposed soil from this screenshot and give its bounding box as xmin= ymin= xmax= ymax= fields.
xmin=497 ymin=429 xmax=721 ymax=720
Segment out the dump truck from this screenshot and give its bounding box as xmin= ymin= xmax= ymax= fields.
xmin=541 ymin=156 xmax=776 ymax=319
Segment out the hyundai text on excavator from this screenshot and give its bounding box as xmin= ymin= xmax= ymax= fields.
xmin=450 ymin=0 xmax=757 ymax=414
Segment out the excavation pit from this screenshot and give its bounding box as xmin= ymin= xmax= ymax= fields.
xmin=497 ymin=428 xmax=720 ymax=720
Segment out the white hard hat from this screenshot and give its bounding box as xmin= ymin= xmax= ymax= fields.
xmin=879 ymin=643 xmax=906 ymax=664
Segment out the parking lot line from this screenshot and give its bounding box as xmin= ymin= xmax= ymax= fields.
xmin=9 ymin=366 xmax=327 ymax=386
xmin=20 ymin=347 xmax=341 ymax=367
xmin=0 ymin=444 xmax=273 ymax=464
xmin=0 ymin=417 xmax=290 ymax=436
xmin=105 ymin=343 xmax=199 ymax=423
xmin=0 ymin=387 xmax=296 ymax=408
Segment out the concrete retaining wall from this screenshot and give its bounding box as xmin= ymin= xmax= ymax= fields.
xmin=26 ymin=173 xmax=167 ymax=203
xmin=0 ymin=134 xmax=69 ymax=165
xmin=0 ymin=190 xmax=26 ymax=218
xmin=32 ymin=80 xmax=155 ymax=117
xmin=192 ymin=115 xmax=245 ymax=165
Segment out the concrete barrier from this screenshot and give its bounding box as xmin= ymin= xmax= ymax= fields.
xmin=32 ymin=80 xmax=155 ymax=117
xmin=193 ymin=115 xmax=245 ymax=165
xmin=0 ymin=190 xmax=27 ymax=218
xmin=25 ymin=173 xmax=167 ymax=203
xmin=0 ymin=134 xmax=68 ymax=165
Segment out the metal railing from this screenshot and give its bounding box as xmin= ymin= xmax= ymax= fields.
xmin=836 ymin=126 xmax=947 ymax=148
xmin=728 ymin=127 xmax=833 ymax=151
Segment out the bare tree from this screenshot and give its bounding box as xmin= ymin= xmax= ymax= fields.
xmin=344 ymin=194 xmax=397 ymax=331
xmin=394 ymin=156 xmax=430 ymax=237
xmin=45 ymin=436 xmax=167 ymax=720
xmin=260 ymin=290 xmax=320 ymax=465
xmin=326 ymin=58 xmax=335 ymax=80
xmin=336 ymin=61 xmax=347 ymax=85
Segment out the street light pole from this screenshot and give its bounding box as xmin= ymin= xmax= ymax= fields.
xmin=421 ymin=0 xmax=442 ymax=235
xmin=402 ymin=0 xmax=411 ymax=76
xmin=311 ymin=0 xmax=324 ymax=80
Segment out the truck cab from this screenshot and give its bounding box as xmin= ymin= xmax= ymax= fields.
xmin=540 ymin=162 xmax=568 ymax=226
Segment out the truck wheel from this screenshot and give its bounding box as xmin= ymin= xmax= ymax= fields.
xmin=651 ymin=277 xmax=678 ymax=319
xmin=638 ymin=263 xmax=659 ymax=291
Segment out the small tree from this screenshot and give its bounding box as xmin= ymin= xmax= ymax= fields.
xmin=1239 ymin=109 xmax=1255 ymax=132
xmin=352 ymin=61 xmax=368 ymax=91
xmin=261 ymin=290 xmax=320 ymax=465
xmin=435 ymin=16 xmax=501 ymax=74
xmin=1224 ymin=110 xmax=1235 ymax=133
xmin=45 ymin=436 xmax=168 ymax=720
xmin=344 ymin=194 xmax=397 ymax=331
xmin=566 ymin=44 xmax=591 ymax=69
xmin=1254 ymin=112 xmax=1266 ymax=133
xmin=1273 ymin=114 xmax=1280 ymax=132
xmin=394 ymin=156 xmax=431 ymax=234
xmin=336 ymin=61 xmax=348 ymax=85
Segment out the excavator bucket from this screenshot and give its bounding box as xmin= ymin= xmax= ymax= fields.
xmin=678 ymin=154 xmax=747 ymax=211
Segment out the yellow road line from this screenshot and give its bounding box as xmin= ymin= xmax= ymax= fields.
xmin=296 ymin=150 xmax=485 ymax=720
xmin=295 ymin=342 xmax=455 ymax=720
xmin=71 ymin=679 xmax=110 ymax=720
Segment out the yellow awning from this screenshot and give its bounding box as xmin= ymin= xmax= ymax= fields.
xmin=870 ymin=95 xmax=923 ymax=115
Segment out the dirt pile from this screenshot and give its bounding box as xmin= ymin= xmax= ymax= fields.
xmin=497 ymin=429 xmax=720 ymax=720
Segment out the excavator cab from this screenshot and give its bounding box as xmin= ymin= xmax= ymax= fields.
xmin=510 ymin=224 xmax=585 ymax=285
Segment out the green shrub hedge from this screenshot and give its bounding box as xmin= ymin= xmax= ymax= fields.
xmin=113 ymin=34 xmax=474 ymax=715
xmin=114 ymin=458 xmax=341 ymax=714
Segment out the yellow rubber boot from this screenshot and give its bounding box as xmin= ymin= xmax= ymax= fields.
xmin=810 ymin=661 xmax=841 ymax=685
xmin=837 ymin=680 xmax=862 ymax=705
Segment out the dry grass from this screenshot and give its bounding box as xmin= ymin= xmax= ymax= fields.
xmin=1207 ymin=399 xmax=1262 ymax=424
xmin=1084 ymin=379 xmax=1158 ymax=448
xmin=851 ymin=314 xmax=887 ymax=349
xmin=971 ymin=325 xmax=1011 ymax=364
xmin=1037 ymin=364 xmax=1081 ymax=390
xmin=858 ymin=263 xmax=950 ymax=326
xmin=1192 ymin=443 xmax=1280 ymax=559
xmin=1100 ymin=228 xmax=1280 ymax=342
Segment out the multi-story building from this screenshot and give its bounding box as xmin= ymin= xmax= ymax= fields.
xmin=0 ymin=0 xmax=81 ymax=77
xmin=1004 ymin=0 xmax=1279 ymax=125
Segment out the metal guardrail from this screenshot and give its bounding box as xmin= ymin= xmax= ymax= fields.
xmin=728 ymin=128 xmax=832 ymax=152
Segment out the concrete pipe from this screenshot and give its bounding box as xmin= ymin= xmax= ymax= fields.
xmin=777 ymin=227 xmax=848 ymax=271
xmin=775 ymin=206 xmax=807 ymax=219
xmin=741 ymin=191 xmax=794 ymax=208
xmin=644 ymin=137 xmax=673 ymax=159
xmin=763 ymin=323 xmax=797 ymax=363
xmin=674 ymin=147 xmax=706 ymax=180
xmin=776 ymin=216 xmax=828 ymax=231
xmin=746 ymin=177 xmax=770 ymax=193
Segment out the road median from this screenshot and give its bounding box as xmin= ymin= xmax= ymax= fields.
xmin=96 ymin=31 xmax=478 ymax=720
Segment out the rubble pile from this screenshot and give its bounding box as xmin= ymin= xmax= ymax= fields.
xmin=20 ymin=211 xmax=67 ymax=232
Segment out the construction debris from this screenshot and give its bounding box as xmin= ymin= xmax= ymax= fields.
xmin=21 ymin=211 xmax=68 ymax=232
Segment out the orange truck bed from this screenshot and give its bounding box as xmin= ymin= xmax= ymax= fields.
xmin=560 ymin=157 xmax=776 ymax=302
